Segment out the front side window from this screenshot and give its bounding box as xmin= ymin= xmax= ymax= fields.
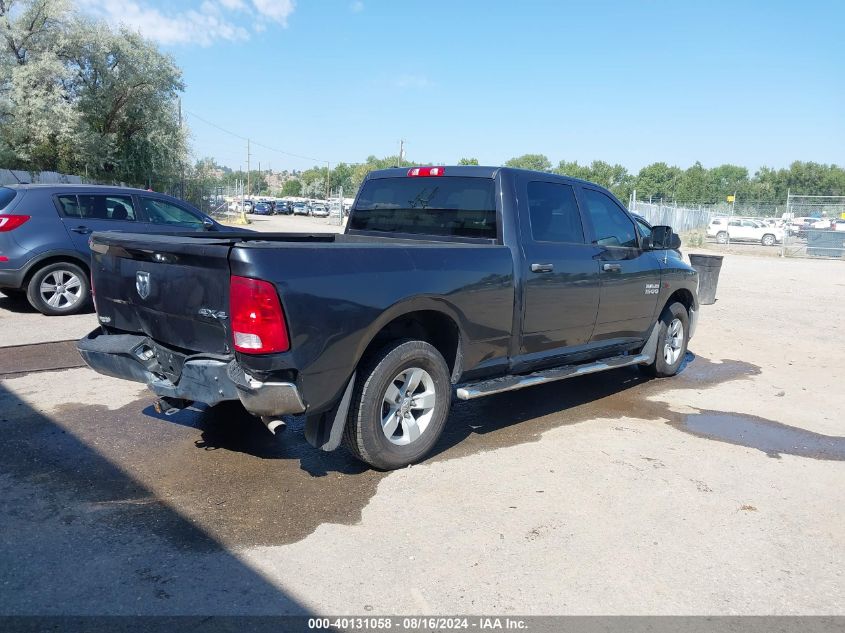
xmin=351 ymin=176 xmax=497 ymax=239
xmin=634 ymin=217 xmax=652 ymax=239
xmin=59 ymin=194 xmax=136 ymax=221
xmin=527 ymin=181 xmax=585 ymax=243
xmin=581 ymin=188 xmax=638 ymax=248
xmin=140 ymin=197 xmax=202 ymax=227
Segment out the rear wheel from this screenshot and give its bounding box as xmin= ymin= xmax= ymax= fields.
xmin=343 ymin=339 xmax=451 ymax=470
xmin=640 ymin=301 xmax=689 ymax=378
xmin=26 ymin=261 xmax=90 ymax=316
xmin=716 ymin=231 xmax=728 ymax=244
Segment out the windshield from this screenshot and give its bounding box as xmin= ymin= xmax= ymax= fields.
xmin=350 ymin=176 xmax=497 ymax=239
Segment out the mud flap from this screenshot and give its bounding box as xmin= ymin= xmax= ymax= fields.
xmin=304 ymin=372 xmax=356 ymax=452
xmin=640 ymin=321 xmax=661 ymax=364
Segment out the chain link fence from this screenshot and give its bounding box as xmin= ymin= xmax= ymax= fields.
xmin=781 ymin=194 xmax=845 ymax=259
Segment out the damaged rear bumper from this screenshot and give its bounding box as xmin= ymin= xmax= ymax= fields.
xmin=76 ymin=329 xmax=306 ymax=417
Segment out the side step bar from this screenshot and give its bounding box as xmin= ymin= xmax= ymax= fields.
xmin=455 ymin=353 xmax=650 ymax=401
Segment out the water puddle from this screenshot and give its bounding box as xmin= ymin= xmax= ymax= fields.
xmin=672 ymin=411 xmax=845 ymax=461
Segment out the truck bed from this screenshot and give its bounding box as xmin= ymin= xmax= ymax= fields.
xmin=89 ymin=230 xmax=514 ymax=414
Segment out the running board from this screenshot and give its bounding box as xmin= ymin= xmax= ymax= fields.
xmin=455 ymin=353 xmax=650 ymax=401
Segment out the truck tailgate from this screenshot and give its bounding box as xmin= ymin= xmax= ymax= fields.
xmin=90 ymin=232 xmax=237 ymax=354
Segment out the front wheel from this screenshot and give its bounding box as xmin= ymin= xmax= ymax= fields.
xmin=640 ymin=302 xmax=689 ymax=378
xmin=343 ymin=340 xmax=452 ymax=470
xmin=26 ymin=261 xmax=90 ymax=316
xmin=761 ymin=233 xmax=776 ymax=246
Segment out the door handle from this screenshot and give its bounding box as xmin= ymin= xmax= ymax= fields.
xmin=602 ymin=263 xmax=622 ymax=273
xmin=531 ymin=263 xmax=554 ymax=273
xmin=70 ymin=226 xmax=92 ymax=234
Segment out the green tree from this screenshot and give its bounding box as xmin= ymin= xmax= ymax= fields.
xmin=634 ymin=162 xmax=683 ymax=201
xmin=457 ymin=157 xmax=479 ymax=165
xmin=675 ymin=161 xmax=712 ymax=203
xmin=505 ymin=153 xmax=551 ymax=171
xmin=281 ymin=178 xmax=302 ymax=197
xmin=0 ymin=0 xmax=187 ymax=187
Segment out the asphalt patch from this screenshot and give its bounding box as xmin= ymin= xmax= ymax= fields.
xmin=0 ymin=340 xmax=85 ymax=377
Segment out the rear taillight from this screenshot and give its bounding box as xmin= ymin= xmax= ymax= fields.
xmin=229 ymin=276 xmax=289 ymax=354
xmin=407 ymin=166 xmax=445 ymax=177
xmin=0 ymin=215 xmax=30 ymax=232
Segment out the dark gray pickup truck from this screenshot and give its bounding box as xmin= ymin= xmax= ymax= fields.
xmin=78 ymin=166 xmax=699 ymax=469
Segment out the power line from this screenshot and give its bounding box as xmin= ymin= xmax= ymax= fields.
xmin=183 ymin=109 xmax=329 ymax=164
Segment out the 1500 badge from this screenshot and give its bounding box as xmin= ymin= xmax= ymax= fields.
xmin=644 ymin=283 xmax=660 ymax=295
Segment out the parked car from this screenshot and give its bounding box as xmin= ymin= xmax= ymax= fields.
xmin=274 ymin=201 xmax=293 ymax=215
xmin=253 ymin=202 xmax=274 ymax=216
xmin=709 ymin=218 xmax=783 ymax=246
xmin=292 ymin=202 xmax=310 ymax=216
xmin=0 ymin=184 xmax=228 ymax=315
xmin=78 ymin=166 xmax=699 ymax=470
xmin=311 ymin=202 xmax=329 ymax=217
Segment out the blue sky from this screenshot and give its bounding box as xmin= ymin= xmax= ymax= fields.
xmin=82 ymin=0 xmax=844 ymax=173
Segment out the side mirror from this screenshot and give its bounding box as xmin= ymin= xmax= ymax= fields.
xmin=648 ymin=226 xmax=681 ymax=250
xmin=649 ymin=225 xmax=673 ymax=249
xmin=202 ymin=217 xmax=215 ymax=231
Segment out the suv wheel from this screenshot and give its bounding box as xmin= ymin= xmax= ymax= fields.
xmin=640 ymin=301 xmax=689 ymax=378
xmin=716 ymin=231 xmax=728 ymax=244
xmin=343 ymin=339 xmax=451 ymax=470
xmin=761 ymin=233 xmax=776 ymax=246
xmin=27 ymin=262 xmax=90 ymax=316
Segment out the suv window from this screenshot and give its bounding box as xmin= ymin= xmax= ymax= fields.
xmin=527 ymin=181 xmax=584 ymax=243
xmin=57 ymin=194 xmax=136 ymax=221
xmin=0 ymin=187 xmax=17 ymax=210
xmin=351 ymin=176 xmax=497 ymax=239
xmin=140 ymin=197 xmax=202 ymax=227
xmin=581 ymin=188 xmax=638 ymax=248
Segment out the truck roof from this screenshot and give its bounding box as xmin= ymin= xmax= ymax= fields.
xmin=366 ymin=165 xmax=604 ymax=189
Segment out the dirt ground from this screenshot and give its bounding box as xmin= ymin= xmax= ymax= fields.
xmin=0 ymin=233 xmax=843 ymax=616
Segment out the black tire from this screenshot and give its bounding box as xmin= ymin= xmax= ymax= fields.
xmin=761 ymin=233 xmax=776 ymax=246
xmin=343 ymin=339 xmax=452 ymax=470
xmin=716 ymin=231 xmax=728 ymax=244
xmin=26 ymin=261 xmax=90 ymax=316
xmin=640 ymin=301 xmax=689 ymax=378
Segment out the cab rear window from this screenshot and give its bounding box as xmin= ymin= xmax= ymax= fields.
xmin=350 ymin=177 xmax=497 ymax=239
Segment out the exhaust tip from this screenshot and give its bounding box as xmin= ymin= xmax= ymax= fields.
xmin=261 ymin=416 xmax=287 ymax=435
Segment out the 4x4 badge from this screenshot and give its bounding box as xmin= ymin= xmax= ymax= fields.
xmin=136 ymin=271 xmax=151 ymax=299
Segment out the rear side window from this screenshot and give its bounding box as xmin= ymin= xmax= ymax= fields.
xmin=351 ymin=176 xmax=497 ymax=239
xmin=0 ymin=187 xmax=17 ymax=210
xmin=58 ymin=194 xmax=137 ymax=221
xmin=581 ymin=188 xmax=638 ymax=248
xmin=527 ymin=181 xmax=585 ymax=243
xmin=140 ymin=197 xmax=202 ymax=227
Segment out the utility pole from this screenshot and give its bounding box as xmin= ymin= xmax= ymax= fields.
xmin=325 ymin=161 xmax=330 ymax=200
xmin=246 ymin=139 xmax=251 ymax=199
xmin=398 ymin=139 xmax=405 ymax=167
xmin=178 ymin=98 xmax=185 ymax=200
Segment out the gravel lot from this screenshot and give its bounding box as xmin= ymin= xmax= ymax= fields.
xmin=1 ymin=223 xmax=843 ymax=616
